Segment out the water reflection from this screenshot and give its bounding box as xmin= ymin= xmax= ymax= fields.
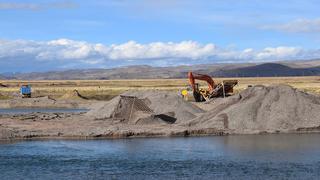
xmin=1 ymin=134 xmax=320 ymax=179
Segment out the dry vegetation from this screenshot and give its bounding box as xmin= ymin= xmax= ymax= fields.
xmin=0 ymin=76 xmax=319 ymax=100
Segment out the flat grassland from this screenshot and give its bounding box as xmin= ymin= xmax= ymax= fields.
xmin=0 ymin=76 xmax=319 ymax=100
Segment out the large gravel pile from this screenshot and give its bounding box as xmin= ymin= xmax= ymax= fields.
xmin=86 ymin=96 xmax=121 ymax=119
xmin=187 ymin=85 xmax=320 ymax=134
xmin=122 ymin=90 xmax=204 ymax=122
xmin=86 ymin=90 xmax=204 ymax=123
xmin=86 ymin=85 xmax=320 ymax=134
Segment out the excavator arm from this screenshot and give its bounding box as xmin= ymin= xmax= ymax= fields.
xmin=187 ymin=71 xmax=238 ymax=102
xmin=188 ymin=72 xmax=216 ymax=92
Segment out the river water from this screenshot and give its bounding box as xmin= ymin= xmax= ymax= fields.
xmin=1 ymin=134 xmax=320 ymax=179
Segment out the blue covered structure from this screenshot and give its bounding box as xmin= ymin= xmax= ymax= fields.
xmin=20 ymin=85 xmax=32 ymax=98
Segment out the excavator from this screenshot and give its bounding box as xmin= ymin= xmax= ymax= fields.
xmin=186 ymin=72 xmax=238 ymax=102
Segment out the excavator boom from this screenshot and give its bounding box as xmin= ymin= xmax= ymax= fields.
xmin=188 ymin=72 xmax=216 ymax=92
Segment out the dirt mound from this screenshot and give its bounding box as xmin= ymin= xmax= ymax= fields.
xmin=86 ymin=96 xmax=121 ymax=119
xmin=60 ymin=90 xmax=87 ymax=100
xmin=122 ymin=90 xmax=204 ymax=122
xmin=122 ymin=90 xmax=204 ymax=121
xmin=86 ymin=95 xmax=165 ymax=125
xmin=187 ymin=85 xmax=320 ymax=134
xmin=86 ymin=90 xmax=204 ymax=124
xmin=111 ymin=95 xmax=154 ymax=123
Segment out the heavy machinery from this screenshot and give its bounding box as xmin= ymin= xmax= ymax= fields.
xmin=186 ymin=72 xmax=238 ymax=102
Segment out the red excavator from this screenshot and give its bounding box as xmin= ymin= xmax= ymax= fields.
xmin=187 ymin=72 xmax=238 ymax=102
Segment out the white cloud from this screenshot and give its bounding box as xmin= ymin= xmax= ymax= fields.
xmin=262 ymin=18 xmax=320 ymax=33
xmin=107 ymin=41 xmax=217 ymax=60
xmin=0 ymin=38 xmax=319 ymax=72
xmin=256 ymin=47 xmax=302 ymax=60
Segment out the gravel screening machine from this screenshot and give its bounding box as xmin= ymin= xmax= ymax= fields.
xmin=185 ymin=72 xmax=238 ymax=102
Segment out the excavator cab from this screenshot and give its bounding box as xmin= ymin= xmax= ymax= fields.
xmin=192 ymin=83 xmax=209 ymax=102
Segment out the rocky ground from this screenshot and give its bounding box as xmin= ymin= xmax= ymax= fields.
xmin=1 ymin=85 xmax=320 ymax=141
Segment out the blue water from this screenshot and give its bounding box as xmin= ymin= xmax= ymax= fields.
xmin=1 ymin=134 xmax=320 ymax=179
xmin=0 ymin=108 xmax=89 ymax=114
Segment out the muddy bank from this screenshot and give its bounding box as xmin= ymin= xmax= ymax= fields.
xmin=1 ymin=85 xmax=320 ymax=141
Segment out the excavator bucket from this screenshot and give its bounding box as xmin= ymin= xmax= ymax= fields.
xmin=210 ymin=80 xmax=238 ymax=98
xmin=222 ymin=80 xmax=238 ymax=93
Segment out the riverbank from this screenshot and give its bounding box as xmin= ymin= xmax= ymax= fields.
xmin=1 ymin=84 xmax=320 ymax=141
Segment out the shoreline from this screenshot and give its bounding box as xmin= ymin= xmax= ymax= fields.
xmin=2 ymin=127 xmax=320 ymax=142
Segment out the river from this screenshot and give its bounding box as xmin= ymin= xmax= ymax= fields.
xmin=1 ymin=134 xmax=320 ymax=179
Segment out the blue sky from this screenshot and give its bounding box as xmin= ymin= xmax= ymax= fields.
xmin=0 ymin=0 xmax=320 ymax=72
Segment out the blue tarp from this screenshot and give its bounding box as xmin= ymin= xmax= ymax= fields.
xmin=20 ymin=85 xmax=31 ymax=95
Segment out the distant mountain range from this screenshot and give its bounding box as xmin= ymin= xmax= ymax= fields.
xmin=0 ymin=75 xmax=5 ymax=80
xmin=1 ymin=60 xmax=320 ymax=80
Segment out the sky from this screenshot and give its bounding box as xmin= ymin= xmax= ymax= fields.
xmin=0 ymin=0 xmax=320 ymax=72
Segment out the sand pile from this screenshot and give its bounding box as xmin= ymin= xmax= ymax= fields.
xmin=122 ymin=90 xmax=204 ymax=122
xmin=86 ymin=95 xmax=167 ymax=124
xmin=187 ymin=85 xmax=320 ymax=134
xmin=86 ymin=90 xmax=204 ymax=124
xmin=60 ymin=90 xmax=87 ymax=100
xmin=86 ymin=96 xmax=122 ymax=119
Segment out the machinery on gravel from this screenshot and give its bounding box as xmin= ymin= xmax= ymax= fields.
xmin=185 ymin=72 xmax=238 ymax=102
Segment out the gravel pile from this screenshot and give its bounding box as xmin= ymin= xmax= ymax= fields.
xmin=86 ymin=90 xmax=204 ymax=124
xmin=187 ymin=85 xmax=320 ymax=134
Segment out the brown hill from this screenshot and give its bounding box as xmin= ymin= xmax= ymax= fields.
xmin=3 ymin=60 xmax=320 ymax=80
